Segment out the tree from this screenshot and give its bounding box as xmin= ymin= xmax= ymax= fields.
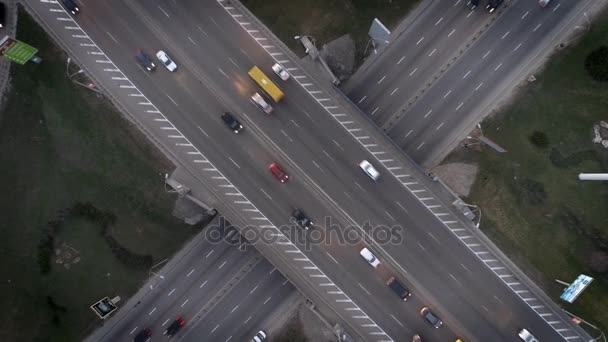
xmin=585 ymin=46 xmax=608 ymax=82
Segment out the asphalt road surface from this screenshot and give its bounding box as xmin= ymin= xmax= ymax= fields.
xmin=346 ymin=0 xmax=596 ymax=166
xmin=24 ymin=0 xmax=591 ymax=341
xmin=85 ymin=217 xmax=298 ymax=342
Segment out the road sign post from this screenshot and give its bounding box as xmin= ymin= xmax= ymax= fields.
xmin=0 ymin=36 xmax=39 ymax=64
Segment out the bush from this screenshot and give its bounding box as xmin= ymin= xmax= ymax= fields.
xmin=529 ymin=130 xmax=549 ymax=148
xmin=511 ymin=178 xmax=547 ymax=206
xmin=585 ymin=46 xmax=608 ymax=82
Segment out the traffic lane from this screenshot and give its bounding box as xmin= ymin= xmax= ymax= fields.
xmin=112 ymin=243 xmax=257 ymax=342
xmin=354 ymin=3 xmax=488 ymax=123
xmin=389 ymin=0 xmax=573 ymax=162
xmin=187 ymin=262 xmax=294 ymax=342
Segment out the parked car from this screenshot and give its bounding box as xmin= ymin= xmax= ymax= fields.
xmin=291 ymin=208 xmax=313 ymax=230
xmin=135 ymin=49 xmax=156 ymax=72
xmin=164 ymin=317 xmax=185 ymax=336
xmin=269 ymin=162 xmax=289 ymax=183
xmin=252 ymin=330 xmax=267 ymax=342
xmin=251 ymin=92 xmax=273 ymax=114
xmin=420 ymin=307 xmax=443 ymax=328
xmin=221 ymin=112 xmax=243 ymax=133
xmin=359 ymin=247 xmax=380 ymax=267
xmin=156 ymin=50 xmax=177 ymax=72
xmin=133 ymin=328 xmax=151 ymax=342
xmin=386 ymin=276 xmax=412 ymax=300
xmin=271 ymin=63 xmax=290 ymax=81
xmin=359 ymin=160 xmax=380 ymax=181
xmin=62 ymin=0 xmax=79 ymax=15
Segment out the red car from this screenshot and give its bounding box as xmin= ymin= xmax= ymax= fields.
xmin=269 ymin=163 xmax=289 ymax=183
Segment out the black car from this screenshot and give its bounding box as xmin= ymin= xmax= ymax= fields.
xmin=0 ymin=3 xmax=6 ymax=28
xmin=221 ymin=112 xmax=243 ymax=133
xmin=133 ymin=328 xmax=151 ymax=342
xmin=62 ymin=0 xmax=80 ymax=15
xmin=420 ymin=307 xmax=443 ymax=328
xmin=164 ymin=317 xmax=185 ymax=336
xmin=486 ymin=0 xmax=503 ymax=12
xmin=135 ymin=49 xmax=156 ymax=72
xmin=386 ymin=276 xmax=412 ymax=301
xmin=467 ymin=0 xmax=479 ymax=10
xmin=291 ymin=209 xmax=313 ymax=230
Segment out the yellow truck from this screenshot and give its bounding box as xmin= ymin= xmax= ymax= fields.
xmin=248 ymin=66 xmax=284 ymax=103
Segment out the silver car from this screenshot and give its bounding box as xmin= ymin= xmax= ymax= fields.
xmin=359 ymin=160 xmax=380 ymax=180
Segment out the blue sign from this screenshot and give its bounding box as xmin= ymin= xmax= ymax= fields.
xmin=560 ymin=275 xmax=593 ymax=303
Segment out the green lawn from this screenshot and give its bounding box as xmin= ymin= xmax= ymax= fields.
xmin=241 ymin=0 xmax=419 ymax=64
xmin=0 ymin=9 xmax=198 ymax=342
xmin=459 ymin=9 xmax=608 ymax=335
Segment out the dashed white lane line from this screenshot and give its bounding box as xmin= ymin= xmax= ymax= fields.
xmin=225 ymin=336 xmax=232 ymax=342
xmin=448 ymin=28 xmax=456 ymax=37
xmin=482 ymin=50 xmax=491 ymax=59
xmin=205 ymin=250 xmax=214 ymax=258
xmin=390 ymin=88 xmax=398 ymax=96
xmin=552 ymin=3 xmax=561 ymax=12
xmin=358 ymin=95 xmax=367 ymax=104
xmin=332 ymin=139 xmax=344 ymax=151
xmin=428 ymin=48 xmax=437 ymax=57
xmin=416 ymin=37 xmax=424 ymax=45
xmin=449 ymin=273 xmax=463 ymax=287
xmin=416 ymin=142 xmax=425 ymax=150
xmin=290 ymin=119 xmax=301 ymax=129
xmin=260 ymin=188 xmax=272 ymax=200
xmin=533 ymin=23 xmax=542 ymax=32
xmin=501 ymin=31 xmax=510 ymax=39
xmin=197 ymin=126 xmax=209 ymax=137
xmin=263 ymin=296 xmax=272 ymax=304
xmin=417 ymin=241 xmax=426 ymax=251
xmin=250 ymin=285 xmax=258 ymax=294
xmin=186 ymin=269 xmax=195 ymax=277
xmin=326 ymin=252 xmax=339 ymax=264
xmin=228 ymin=157 xmax=240 ymax=169
xmin=166 ymin=94 xmax=178 ymax=106
xmin=312 ymin=160 xmax=324 ymax=173
xmin=522 ymin=11 xmax=529 ymax=20
xmin=494 ymin=63 xmax=502 ymax=71
xmin=218 ymin=67 xmax=229 ymax=79
xmin=188 ymin=36 xmax=197 ymax=45
xmin=396 ymin=201 xmax=409 ymax=213
xmin=456 ymin=102 xmax=464 ymax=111
xmin=385 ymin=210 xmax=396 ymax=222
xmin=211 ymin=324 xmax=220 ymax=333
xmin=106 ymin=31 xmax=118 ymax=44
xmin=200 ymin=280 xmax=208 ymax=288
xmin=435 ymin=17 xmax=444 ymax=26
xmin=397 ymin=56 xmax=405 ymax=64
xmin=514 ymin=43 xmax=522 ymax=52
xmin=244 ymin=316 xmax=252 ymax=324
xmin=281 ymin=129 xmax=293 ymax=142
xmin=228 ymin=57 xmax=238 ymax=68
xmin=390 ymin=314 xmax=404 ymax=327
xmin=218 ymin=261 xmax=227 ymax=269
xmin=428 ymin=232 xmax=441 ymax=244
xmin=436 ymin=122 xmax=444 ymax=130
xmin=149 ymin=307 xmax=156 ymax=315
xmin=358 ymin=283 xmax=371 ymax=295
xmin=463 ymin=70 xmax=471 ymax=79
xmin=130 ymin=327 xmax=138 ymax=334
xmin=424 ymin=109 xmax=432 ymax=118
xmin=461 ymin=263 xmax=472 ymax=274
xmin=168 ymin=288 xmax=176 ymax=296
xmin=371 ymin=107 xmax=379 ymax=116
xmin=158 ymin=6 xmax=170 ymax=17
xmin=475 ymin=82 xmax=484 ymax=91
xmin=377 ymin=75 xmax=386 ymax=84
xmin=231 ymin=304 xmax=239 ymax=313
xmin=409 ymin=68 xmax=418 ymax=76
xmin=181 ymin=299 xmax=189 ymax=307
xmin=162 ymin=318 xmax=170 ymax=326
xmin=443 ymin=90 xmax=452 ymax=98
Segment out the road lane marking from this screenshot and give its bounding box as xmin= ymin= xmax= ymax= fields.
xmin=231 ymin=304 xmax=239 ymax=313
xmin=416 ymin=37 xmax=424 ymax=45
xmin=475 ymin=82 xmax=484 ymax=91
xmin=218 ymin=261 xmax=227 ymax=269
xmin=106 ymin=32 xmax=118 ymax=44
xmin=456 ymin=102 xmax=464 ymax=111
xmin=409 ymin=68 xmax=418 ymax=76
xmin=461 ymin=263 xmax=472 ymax=273
xmin=482 ymin=50 xmax=491 ymax=59
xmin=377 ymin=76 xmax=386 ymax=84
xmin=162 ymin=318 xmax=170 ymax=326
xmin=205 ymin=250 xmax=214 ymax=258
xmin=514 ymin=43 xmax=522 ymax=52
xmin=428 ymin=232 xmax=441 ymax=244
xmin=326 ymin=252 xmax=339 ymax=264
xmin=280 ymin=129 xmax=293 ymax=142
xmin=521 ymin=11 xmax=529 ymax=20
xmin=385 ymin=211 xmax=396 ymax=222
xmin=197 ymin=126 xmax=209 ymax=137
xmin=218 ymin=67 xmax=229 ymax=79
xmin=158 ymin=6 xmax=170 ymax=17
xmin=371 ymin=107 xmax=379 ymax=116
xmin=358 ymin=95 xmax=367 ymax=103
xmin=312 ymin=160 xmax=324 ymax=173
xmin=417 ymin=242 xmax=426 ymax=251
xmin=168 ymin=289 xmax=176 ymax=296
xmin=188 ymin=36 xmax=197 ymax=46
xmin=435 ymin=17 xmax=443 ymax=26
xmin=181 ymin=299 xmax=189 ymax=307
xmin=397 ymin=56 xmax=405 ymax=64
xmin=449 ymin=273 xmax=463 ymax=287
xmin=244 ymin=316 xmax=252 ymax=324
xmin=390 ymin=88 xmax=398 ymax=95
xmin=502 ymin=31 xmax=510 ymax=39
xmin=130 ymin=327 xmax=138 ymax=334
xmin=436 ymin=122 xmax=444 ymax=130
xmin=211 ymin=324 xmax=220 ymax=333
xmin=416 ymin=142 xmax=425 ymax=150
xmin=358 ymin=283 xmax=371 ymax=295
xmin=290 ymin=119 xmax=301 ymax=129
xmin=424 ymin=109 xmax=433 ymax=118
xmin=149 ymin=307 xmax=156 ymax=315
xmin=443 ymin=90 xmax=452 ymax=98
xmin=494 ymin=63 xmax=502 ymax=71
xmin=264 ymin=296 xmax=272 ymax=304
xmin=390 ymin=314 xmax=404 ymax=327
xmin=533 ymin=23 xmax=542 ymax=32
xmin=228 ymin=157 xmax=240 ymax=169
xmin=225 ymin=336 xmax=232 ymax=342
xmin=200 ymin=280 xmax=208 ymax=288
xmin=553 ymin=3 xmax=560 ymax=12
xmin=428 ymin=48 xmax=437 ymax=57
xmin=166 ymin=95 xmax=178 ymax=106
xmin=187 ymin=269 xmax=194 ymax=277
xmin=448 ymin=28 xmax=456 ymax=37
xmin=250 ymin=285 xmax=258 ymax=294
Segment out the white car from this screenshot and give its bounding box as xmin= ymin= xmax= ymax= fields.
xmin=360 ymin=247 xmax=380 ymax=268
xmin=518 ymin=329 xmax=539 ymax=342
xmin=156 ymin=50 xmax=177 ymax=72
xmin=359 ymin=160 xmax=380 ymax=180
xmin=252 ymin=330 xmax=267 ymax=342
xmin=538 ymin=0 xmax=550 ymax=7
xmin=251 ymin=93 xmax=273 ymax=114
xmin=271 ymin=63 xmax=290 ymax=81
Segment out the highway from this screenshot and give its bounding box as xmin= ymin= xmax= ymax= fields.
xmin=23 ymin=0 xmax=591 ymax=341
xmin=85 ymin=216 xmax=298 ymax=342
xmin=346 ymin=0 xmax=596 ymax=166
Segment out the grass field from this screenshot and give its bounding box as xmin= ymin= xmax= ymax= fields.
xmin=241 ymin=0 xmax=419 ymax=64
xmin=455 ymin=9 xmax=608 ymax=335
xmin=0 ymin=9 xmax=199 ymax=342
